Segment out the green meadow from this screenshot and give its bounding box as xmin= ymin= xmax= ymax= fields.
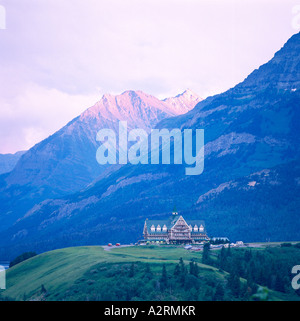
xmin=1 ymin=244 xmax=300 ymax=301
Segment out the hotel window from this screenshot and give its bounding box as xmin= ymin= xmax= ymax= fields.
xmin=194 ymin=225 xmax=198 ymax=232
xmin=157 ymin=225 xmax=161 ymax=232
xmin=151 ymin=225 xmax=155 ymax=232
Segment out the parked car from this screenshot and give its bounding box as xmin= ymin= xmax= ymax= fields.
xmin=116 ymin=243 xmax=121 ymax=246
xmin=108 ymin=243 xmax=112 ymax=247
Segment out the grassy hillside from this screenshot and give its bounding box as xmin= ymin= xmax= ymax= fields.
xmin=1 ymin=245 xmax=299 ymax=301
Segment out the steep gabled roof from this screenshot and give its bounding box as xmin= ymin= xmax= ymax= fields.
xmin=144 ymin=215 xmax=206 ymax=234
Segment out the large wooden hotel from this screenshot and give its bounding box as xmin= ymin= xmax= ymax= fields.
xmin=143 ymin=209 xmax=209 ymax=244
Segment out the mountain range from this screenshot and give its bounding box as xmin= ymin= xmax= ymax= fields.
xmin=1 ymin=32 xmax=300 ymax=260
xmin=3 ymin=89 xmax=201 ymax=194
xmin=0 ymin=151 xmax=26 ymax=175
xmin=0 ymin=89 xmax=202 ymax=255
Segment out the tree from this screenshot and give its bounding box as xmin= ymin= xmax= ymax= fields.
xmin=244 ymin=250 xmax=252 ymax=262
xmin=202 ymin=243 xmax=211 ymax=264
xmin=245 ymin=274 xmax=257 ymax=296
xmin=218 ymin=246 xmax=227 ymax=270
xmin=145 ymin=264 xmax=151 ymax=273
xmin=227 ymin=270 xmax=241 ymax=297
xmin=203 ymin=287 xmax=214 ymax=301
xmin=275 ymin=274 xmax=285 ymax=292
xmin=294 ymin=243 xmax=300 ymax=249
xmin=178 ymin=258 xmax=187 ymax=285
xmin=227 ymin=244 xmax=231 ymax=257
xmin=129 ymin=263 xmax=135 ymax=277
xmin=143 ymin=264 xmax=152 ymax=280
xmin=9 ymin=252 xmax=37 ymax=268
xmin=189 ymin=261 xmax=199 ymax=277
xmin=174 ymin=264 xmax=180 ymax=277
xmin=187 ymin=288 xmax=198 ymax=301
xmin=179 ymin=257 xmax=185 ymax=272
xmin=213 ymin=283 xmax=225 ymax=301
xmin=41 ymin=284 xmax=47 ymax=294
xmin=160 ymin=264 xmax=168 ymax=290
xmin=184 ymin=274 xmax=199 ymax=291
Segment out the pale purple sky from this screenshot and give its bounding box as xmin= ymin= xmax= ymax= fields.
xmin=0 ymin=0 xmax=299 ymax=154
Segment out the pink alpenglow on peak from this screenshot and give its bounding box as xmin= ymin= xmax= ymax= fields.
xmin=5 ymin=88 xmax=202 ymax=193
xmin=80 ymin=90 xmax=202 ymax=129
xmin=163 ymin=89 xmax=203 ymax=115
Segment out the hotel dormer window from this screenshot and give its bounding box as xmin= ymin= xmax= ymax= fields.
xmin=162 ymin=225 xmax=167 ymax=232
xmin=151 ymin=225 xmax=155 ymax=232
xmin=194 ymin=225 xmax=198 ymax=232
xmin=199 ymin=225 xmax=204 ymax=232
xmin=157 ymin=225 xmax=161 ymax=232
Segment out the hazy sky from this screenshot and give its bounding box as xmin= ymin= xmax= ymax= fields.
xmin=0 ymin=0 xmax=300 ymax=153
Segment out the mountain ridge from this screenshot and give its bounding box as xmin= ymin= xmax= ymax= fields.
xmin=0 ymin=151 xmax=26 ymax=175
xmin=2 ymin=89 xmax=201 ymax=193
xmin=0 ymin=89 xmax=202 ymax=240
xmin=1 ymin=33 xmax=300 ymax=259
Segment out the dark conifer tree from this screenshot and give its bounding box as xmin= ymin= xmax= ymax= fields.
xmin=213 ymin=283 xmax=225 ymax=301
xmin=129 ymin=263 xmax=135 ymax=277
xmin=174 ymin=263 xmax=180 ymax=277
xmin=202 ymin=243 xmax=210 ymax=264
xmin=160 ymin=264 xmax=168 ymax=290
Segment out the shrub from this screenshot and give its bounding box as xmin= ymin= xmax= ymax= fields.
xmin=280 ymin=243 xmax=292 ymax=248
xmin=9 ymin=252 xmax=37 ymax=268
